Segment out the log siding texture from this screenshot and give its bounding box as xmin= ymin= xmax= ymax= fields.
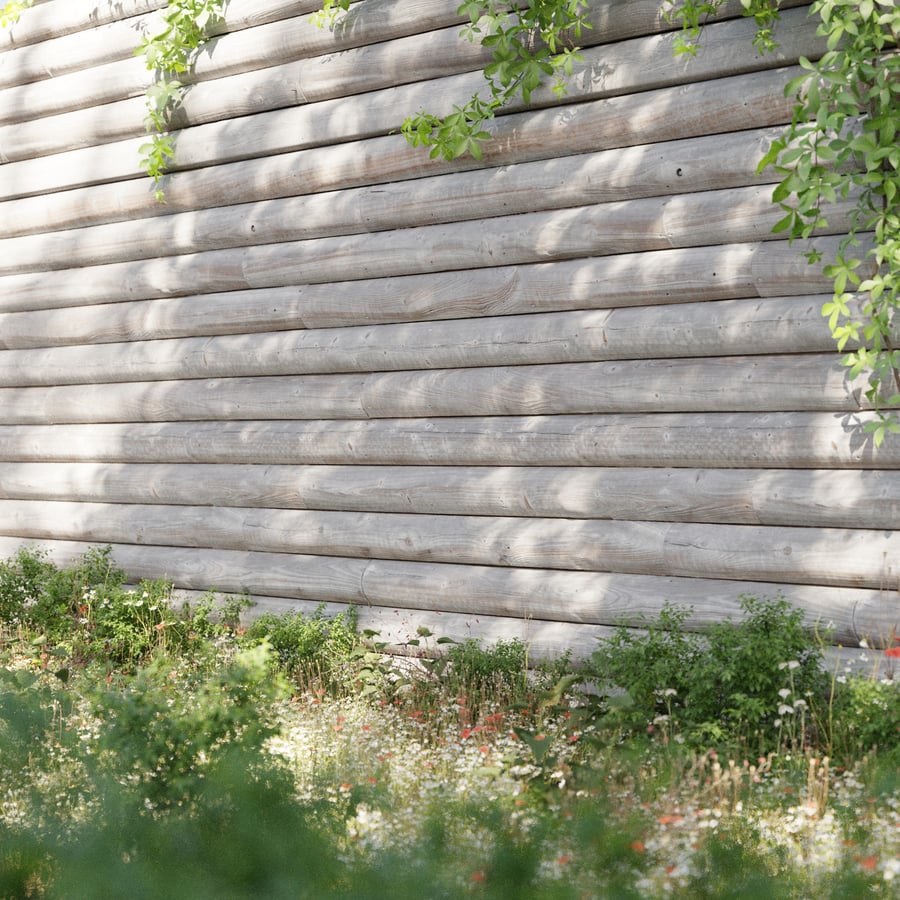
xmin=0 ymin=0 xmax=897 ymax=660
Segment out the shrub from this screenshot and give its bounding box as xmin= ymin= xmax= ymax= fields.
xmin=241 ymin=605 xmax=358 ymax=689
xmin=590 ymin=596 xmax=827 ymax=753
xmin=92 ymin=642 xmax=284 ymax=810
xmin=447 ymin=637 xmax=530 ymax=698
xmin=827 ymin=674 xmax=900 ymax=765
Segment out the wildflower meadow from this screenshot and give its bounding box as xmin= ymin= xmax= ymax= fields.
xmin=0 ymin=545 xmax=898 ymax=898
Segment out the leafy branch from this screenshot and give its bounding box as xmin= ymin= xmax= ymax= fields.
xmin=669 ymin=0 xmax=900 ymax=445
xmin=403 ymin=0 xmax=591 ymax=160
xmin=135 ymin=0 xmax=227 ymax=201
xmin=0 ymin=0 xmax=32 ymax=28
xmin=665 ymin=0 xmax=784 ymax=56
xmin=315 ymin=0 xmax=590 ymax=161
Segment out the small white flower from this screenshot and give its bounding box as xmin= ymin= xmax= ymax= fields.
xmin=884 ymin=858 xmax=900 ymax=882
xmin=778 ymin=688 xmax=792 ymax=699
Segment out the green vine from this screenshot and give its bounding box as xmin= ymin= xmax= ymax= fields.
xmin=0 ymin=0 xmax=32 ymax=28
xmin=669 ymin=0 xmax=900 ymax=445
xmin=665 ymin=0 xmax=783 ymax=56
xmin=135 ymin=0 xmax=227 ymax=201
xmin=316 ymin=0 xmax=590 ymax=161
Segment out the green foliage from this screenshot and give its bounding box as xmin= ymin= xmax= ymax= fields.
xmin=0 ymin=0 xmax=32 ymax=28
xmin=447 ymin=636 xmax=530 ymax=694
xmin=314 ymin=0 xmax=590 ymax=161
xmin=181 ymin=588 xmax=253 ymax=640
xmin=827 ymin=673 xmax=900 ymax=764
xmin=402 ymin=0 xmax=590 ymax=160
xmin=590 ymin=596 xmax=827 ymax=752
xmin=2 ymin=549 xmax=900 ymax=896
xmin=0 ymin=546 xmax=199 ymax=667
xmin=92 ymin=642 xmax=284 ymax=809
xmin=665 ymin=0 xmax=784 ymax=57
xmin=774 ymin=0 xmax=900 ymax=445
xmin=135 ymin=0 xmax=228 ymax=200
xmin=310 ymin=0 xmax=352 ymax=30
xmin=241 ymin=604 xmax=359 ymax=689
xmin=671 ymin=0 xmax=900 ymax=443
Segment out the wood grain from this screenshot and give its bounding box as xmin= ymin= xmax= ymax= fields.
xmin=2 ymin=462 xmax=896 ymax=530
xmin=0 ymin=297 xmax=852 ymax=384
xmin=1 ymin=412 xmax=895 ymax=468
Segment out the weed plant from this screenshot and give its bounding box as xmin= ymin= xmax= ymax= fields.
xmin=242 ymin=605 xmax=357 ymax=691
xmin=1 ymin=547 xmax=898 ymax=897
xmin=590 ymin=596 xmax=829 ymax=755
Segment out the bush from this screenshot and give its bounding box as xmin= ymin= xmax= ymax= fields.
xmin=590 ymin=596 xmax=827 ymax=753
xmin=447 ymin=637 xmax=530 ymax=697
xmin=241 ymin=605 xmax=358 ymax=689
xmin=827 ymin=674 xmax=900 ymax=765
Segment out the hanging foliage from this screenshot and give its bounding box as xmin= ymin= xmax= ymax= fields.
xmin=667 ymin=0 xmax=900 ymax=444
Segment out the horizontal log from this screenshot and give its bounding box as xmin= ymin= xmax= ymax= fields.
xmin=0 ymin=187 xmax=853 ymax=311
xmin=0 ymin=15 xmax=154 ymax=91
xmin=0 ymin=297 xmax=850 ymax=385
xmin=0 ymin=23 xmax=491 ymax=160
xmin=1 ymin=5 xmax=821 ymax=164
xmin=0 ymin=130 xmax=788 ymax=271
xmin=1 ymin=412 xmax=895 ymax=468
xmin=0 ymin=537 xmax=889 ymax=647
xmin=0 ymin=124 xmax=789 ymax=242
xmin=2 ymin=462 xmax=896 ymax=530
xmin=0 ymin=1 xmax=328 ymax=89
xmin=0 ymin=16 xmax=491 ymax=149
xmin=179 ymin=0 xmax=814 ymax=103
xmin=0 ymin=240 xmax=840 ymax=345
xmin=1 ymin=498 xmax=895 ymax=590
xmin=0 ymin=62 xmax=799 ymax=201
xmin=0 ymin=355 xmax=867 ymax=425
xmin=0 ymin=58 xmax=148 ymax=134
xmin=221 ymin=590 xmax=619 ymax=662
xmin=0 ymin=0 xmax=164 ymax=54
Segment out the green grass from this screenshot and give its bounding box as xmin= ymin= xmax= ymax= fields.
xmin=1 ymin=546 xmax=898 ymax=898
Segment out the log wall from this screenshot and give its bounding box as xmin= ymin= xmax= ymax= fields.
xmin=0 ymin=0 xmax=897 ymax=659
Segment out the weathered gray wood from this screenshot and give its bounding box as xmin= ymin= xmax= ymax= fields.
xmin=2 ymin=497 xmax=896 ymax=590
xmin=0 ymin=1 xmax=329 ymax=89
xmin=0 ymin=130 xmax=789 ymax=269
xmin=0 ymin=188 xmax=854 ymax=311
xmin=0 ymin=58 xmax=149 ymax=131
xmin=0 ymin=15 xmax=156 ymax=89
xmin=1 ymin=413 xmax=895 ymax=468
xmin=0 ymin=124 xmax=787 ymax=239
xmin=0 ymin=536 xmax=888 ymax=648
xmin=1 ymin=0 xmax=891 ymax=666
xmin=1 ymin=5 xmax=821 ymax=164
xmin=0 ymin=63 xmax=799 ymax=201
xmin=0 ymin=1 xmax=468 ymax=154
xmin=0 ymin=240 xmax=840 ymax=346
xmin=2 ymin=462 xmax=896 ymax=530
xmin=0 ymin=0 xmax=164 ymax=53
xmin=172 ymin=585 xmax=882 ymax=671
xmin=0 ymin=25 xmax=491 ymax=161
xmin=165 ymin=57 xmax=803 ymax=174
xmin=0 ymin=355 xmax=867 ymax=425
xmin=0 ymin=297 xmax=865 ymax=386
